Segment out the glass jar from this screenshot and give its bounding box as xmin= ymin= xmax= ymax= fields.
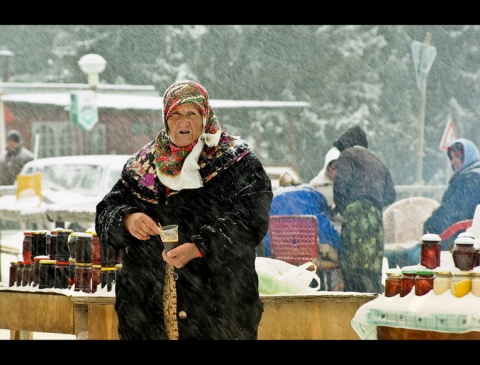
xmin=54 ymin=260 xmax=70 ymax=289
xmin=45 ymin=231 xmax=52 ymax=258
xmin=74 ymin=263 xmax=92 ymax=293
xmin=22 ymin=231 xmax=33 ymax=263
xmin=384 ymin=270 xmax=402 ymax=297
xmin=415 ymin=270 xmax=434 ymax=296
xmin=75 ymin=232 xmax=93 ymax=264
xmin=420 ymin=233 xmax=441 ymax=269
xmin=31 ymin=230 xmax=45 ymax=258
xmin=9 ymin=261 xmax=18 ymax=287
xmin=91 ymin=264 xmax=101 ymax=293
xmin=49 ymin=230 xmax=58 ymax=260
xmin=450 ymin=271 xmax=473 ymax=298
xmin=39 ymin=259 xmax=56 ymax=289
xmin=67 ymin=232 xmax=77 ymax=261
xmin=56 ymin=228 xmax=73 ymax=262
xmin=433 ymin=270 xmax=451 ymax=295
xmin=68 ymin=257 xmax=76 ymax=290
xmin=15 ymin=261 xmax=24 ymax=287
xmin=33 ymin=255 xmax=49 ymax=287
xmin=400 ymin=270 xmax=417 ymax=297
xmin=452 ymin=237 xmax=477 ymax=271
xmin=86 ymin=228 xmax=101 ymax=266
xmin=471 ymin=271 xmax=480 ymax=297
xmin=101 ymin=267 xmax=116 ymax=292
xmin=21 ymin=261 xmax=33 ymax=287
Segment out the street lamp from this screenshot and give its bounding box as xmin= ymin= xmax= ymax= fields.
xmin=78 ymin=53 xmax=106 ymax=90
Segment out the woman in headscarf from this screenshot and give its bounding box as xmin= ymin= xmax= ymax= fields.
xmin=309 ymin=146 xmax=342 ymax=232
xmin=423 ymin=138 xmax=480 ymax=249
xmin=333 ymin=126 xmax=396 ymax=293
xmin=95 ymin=80 xmax=273 ymax=340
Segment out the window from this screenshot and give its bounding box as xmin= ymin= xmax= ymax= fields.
xmin=32 ymin=121 xmax=106 ymax=157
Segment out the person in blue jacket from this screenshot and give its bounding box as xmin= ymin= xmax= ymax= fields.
xmin=263 ymin=170 xmax=343 ymax=290
xmin=404 ymin=138 xmax=480 ymax=265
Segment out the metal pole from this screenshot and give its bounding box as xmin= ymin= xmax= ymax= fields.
xmin=415 ymin=33 xmax=432 ymax=185
xmin=415 ymin=78 xmax=427 ymax=184
xmin=0 ymin=90 xmax=5 ymax=158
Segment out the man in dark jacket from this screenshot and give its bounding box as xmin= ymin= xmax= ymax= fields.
xmin=0 ymin=129 xmax=34 ymax=185
xmin=333 ymin=126 xmax=396 ymax=293
xmin=95 ymin=80 xmax=273 ymax=340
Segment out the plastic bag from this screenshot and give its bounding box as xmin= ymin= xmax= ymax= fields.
xmin=255 ymin=257 xmax=321 ymax=294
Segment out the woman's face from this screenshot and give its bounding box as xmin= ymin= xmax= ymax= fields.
xmin=451 ymin=155 xmax=463 ymax=172
xmin=166 ymin=103 xmax=203 ymax=147
xmin=327 ymin=160 xmax=337 ymax=181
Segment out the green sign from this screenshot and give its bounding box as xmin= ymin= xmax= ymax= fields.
xmin=69 ymin=91 xmax=98 ymax=131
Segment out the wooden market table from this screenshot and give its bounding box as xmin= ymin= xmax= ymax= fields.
xmin=0 ymin=287 xmax=377 ymax=340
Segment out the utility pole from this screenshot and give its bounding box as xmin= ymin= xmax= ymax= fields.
xmin=411 ymin=32 xmax=437 ymax=185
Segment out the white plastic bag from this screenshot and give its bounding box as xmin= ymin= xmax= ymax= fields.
xmin=255 ymin=257 xmax=321 ymax=294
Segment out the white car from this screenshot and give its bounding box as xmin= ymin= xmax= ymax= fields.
xmin=0 ymin=154 xmax=131 ymax=232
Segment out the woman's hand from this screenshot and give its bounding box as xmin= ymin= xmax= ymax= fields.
xmin=123 ymin=212 xmax=161 ymax=240
xmin=162 ymin=242 xmax=202 ymax=268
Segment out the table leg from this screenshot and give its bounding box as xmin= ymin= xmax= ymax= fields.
xmin=10 ymin=329 xmax=33 ymax=340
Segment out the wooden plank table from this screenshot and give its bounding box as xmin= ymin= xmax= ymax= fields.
xmin=0 ymin=289 xmax=117 ymax=340
xmin=0 ymin=289 xmax=377 ymax=340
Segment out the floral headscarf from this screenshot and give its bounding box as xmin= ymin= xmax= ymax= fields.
xmin=156 ymin=80 xmax=221 ymax=178
xmin=122 ymin=80 xmax=250 ymax=202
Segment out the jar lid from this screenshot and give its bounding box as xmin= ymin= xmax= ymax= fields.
xmin=39 ymin=260 xmax=56 ymax=265
xmin=420 ymin=233 xmax=441 ymax=242
xmin=386 ymin=272 xmax=402 ymax=277
xmin=435 ymin=271 xmax=452 ymax=276
xmin=454 ymin=236 xmax=475 ymax=245
xmin=453 ymin=270 xmax=474 ymax=276
xmin=416 ymin=270 xmax=434 ymax=276
xmin=76 ymin=232 xmax=93 ymax=238
xmin=401 ymin=270 xmax=418 ymax=275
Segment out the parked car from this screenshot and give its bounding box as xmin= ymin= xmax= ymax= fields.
xmin=0 ymin=154 xmax=131 ymax=232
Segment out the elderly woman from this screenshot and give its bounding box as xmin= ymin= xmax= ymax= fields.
xmin=95 ymin=80 xmax=273 ymax=340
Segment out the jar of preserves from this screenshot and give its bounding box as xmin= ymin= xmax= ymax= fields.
xmin=85 ymin=228 xmax=101 ymax=266
xmin=21 ymin=261 xmax=33 ymax=287
xmin=471 ymin=271 xmax=480 ymax=297
xmin=74 ymin=263 xmax=92 ymax=293
xmin=415 ymin=270 xmax=434 ymax=296
xmin=433 ymin=269 xmax=451 ymax=295
xmin=15 ymin=261 xmax=24 ymax=287
xmin=420 ymin=233 xmax=441 ymax=269
xmin=39 ymin=259 xmax=56 ymax=289
xmin=384 ymin=269 xmax=402 ymax=297
xmin=68 ymin=257 xmax=76 ymax=290
xmin=45 ymin=231 xmax=52 ymax=257
xmin=91 ymin=264 xmax=101 ymax=293
xmin=22 ymin=231 xmax=33 ymax=263
xmin=56 ymin=228 xmax=73 ymax=262
xmin=101 ymin=266 xmax=116 ymax=292
xmin=450 ymin=270 xmax=473 ymax=298
xmin=452 ymin=237 xmax=477 ymax=271
xmin=67 ymin=232 xmax=77 ymax=261
xmin=54 ymin=260 xmax=70 ymax=289
xmin=33 ymin=255 xmax=50 ymax=287
xmin=400 ymin=270 xmax=417 ymax=297
xmin=75 ymin=232 xmax=93 ymax=264
xmin=9 ymin=262 xmax=18 ymax=287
